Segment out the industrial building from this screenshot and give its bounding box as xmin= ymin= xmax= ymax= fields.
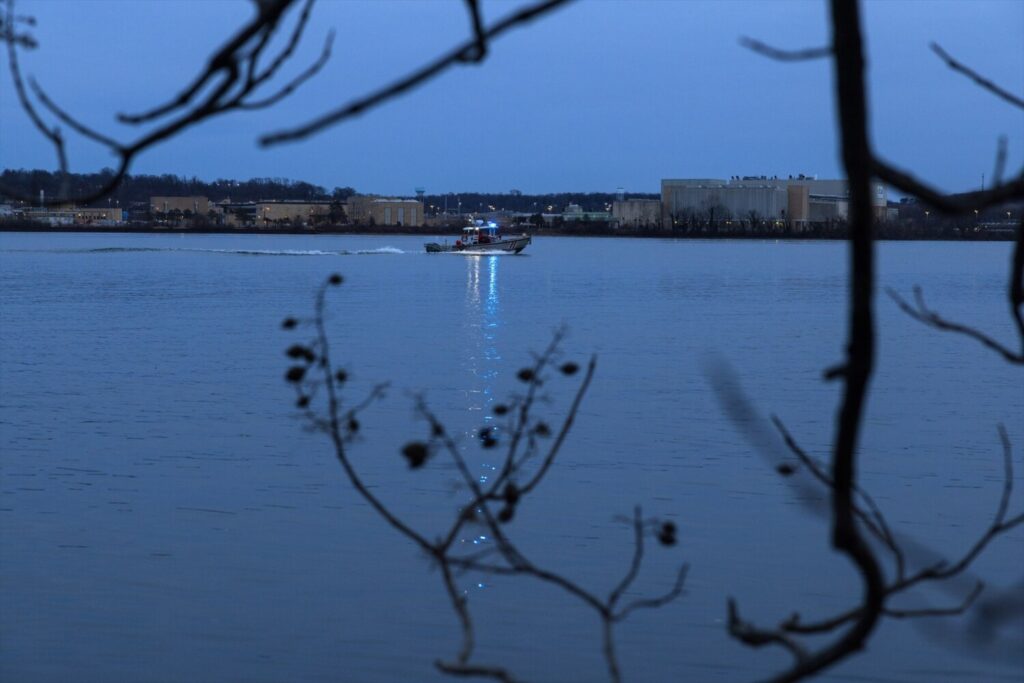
xmin=347 ymin=196 xmax=424 ymax=227
xmin=150 ymin=196 xmax=210 ymax=216
xmin=612 ymin=199 xmax=661 ymax=228
xmin=661 ymin=176 xmax=887 ymax=229
xmin=252 ymin=200 xmax=332 ymax=226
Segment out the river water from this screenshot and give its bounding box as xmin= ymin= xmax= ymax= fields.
xmin=1 ymin=232 xmax=1021 ymax=683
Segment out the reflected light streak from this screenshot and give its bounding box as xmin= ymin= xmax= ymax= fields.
xmin=460 ymin=255 xmax=504 ymax=583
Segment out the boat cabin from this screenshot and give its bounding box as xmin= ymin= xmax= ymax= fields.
xmin=459 ymin=222 xmax=501 ymax=246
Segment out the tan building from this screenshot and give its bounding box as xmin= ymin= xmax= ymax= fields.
xmin=368 ymin=199 xmax=424 ymax=227
xmin=344 ymin=196 xmax=423 ymax=227
xmin=254 ymin=201 xmax=331 ymax=226
xmin=150 ymin=196 xmax=210 ymax=216
xmin=345 ymin=195 xmax=377 ymax=224
xmin=73 ymin=207 xmax=124 ymax=225
xmin=612 ymin=199 xmax=661 ymax=228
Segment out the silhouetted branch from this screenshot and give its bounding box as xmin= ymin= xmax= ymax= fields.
xmin=461 ymin=0 xmax=488 ymax=63
xmin=3 ymin=0 xmax=66 ymax=180
xmin=0 ymin=6 xmax=36 ymax=48
xmin=117 ymin=0 xmax=298 ymax=124
xmin=728 ymin=599 xmax=808 ymax=662
xmin=883 ymin=581 xmax=984 ymax=619
xmin=260 ymin=0 xmax=576 ymax=146
xmin=284 ymin=274 xmax=686 ymax=682
xmin=237 ymin=29 xmax=334 ymax=110
xmin=728 ymin=2 xmax=884 ymax=680
xmin=613 ymin=563 xmax=689 ymax=622
xmin=771 ymin=416 xmax=905 ymax=579
xmin=930 ymin=42 xmax=1024 ymax=110
xmin=608 ymin=508 xmax=645 ymax=608
xmin=435 ymin=661 xmax=518 ymax=683
xmin=246 ymin=0 xmax=316 ymax=91
xmin=872 ymin=158 xmax=1024 ymax=214
xmin=736 ymin=3 xmax=1024 ymax=678
xmin=0 ymin=0 xmax=330 ymax=205
xmin=774 ymin=427 xmax=1020 ymax=644
xmin=29 ymin=77 xmax=124 ymax=150
xmin=886 ymin=284 xmax=1024 ymax=364
xmin=739 ymin=37 xmax=831 ymax=61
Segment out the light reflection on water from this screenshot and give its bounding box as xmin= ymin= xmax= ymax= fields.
xmin=464 ymin=255 xmax=502 ymax=555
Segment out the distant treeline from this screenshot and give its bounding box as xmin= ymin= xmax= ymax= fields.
xmin=0 ymin=169 xmax=657 ymax=213
xmin=0 ymin=169 xmax=351 ymax=206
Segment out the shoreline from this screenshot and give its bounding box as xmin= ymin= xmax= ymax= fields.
xmin=0 ymin=224 xmax=1013 ymax=241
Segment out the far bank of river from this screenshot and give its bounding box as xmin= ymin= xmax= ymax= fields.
xmin=0 ymin=221 xmax=1016 ymax=241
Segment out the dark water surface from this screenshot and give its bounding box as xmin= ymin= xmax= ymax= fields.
xmin=1 ymin=232 xmax=1021 ymax=682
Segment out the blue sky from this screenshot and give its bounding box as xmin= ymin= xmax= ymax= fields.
xmin=1 ymin=0 xmax=1021 ymax=195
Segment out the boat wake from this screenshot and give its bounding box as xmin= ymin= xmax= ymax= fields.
xmin=10 ymin=246 xmax=408 ymax=256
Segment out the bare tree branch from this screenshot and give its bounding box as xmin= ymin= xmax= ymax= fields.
xmin=613 ymin=563 xmax=689 ymax=622
xmin=745 ymin=3 xmax=887 ymax=681
xmin=260 ymin=0 xmax=576 ymax=146
xmin=886 ymin=284 xmax=1024 ymax=364
xmin=0 ymin=0 xmax=331 ymax=205
xmin=728 ymin=599 xmax=809 ymax=662
xmin=0 ymin=5 xmax=35 ymax=48
xmin=930 ymin=42 xmax=1024 ymax=110
xmin=884 ymin=581 xmax=984 ymax=620
xmin=460 ymin=0 xmax=488 ymax=63
xmin=282 ymin=275 xmax=688 ymax=683
xmin=739 ymin=37 xmax=831 ymax=62
xmin=117 ymin=0 xmax=298 ymax=124
xmin=237 ymin=29 xmax=334 ymax=110
xmin=3 ymin=0 xmax=65 ymax=177
xmin=29 ymin=77 xmax=124 ymax=150
xmin=872 ymin=158 xmax=1024 ymax=214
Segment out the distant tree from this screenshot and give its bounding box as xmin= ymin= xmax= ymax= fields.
xmin=331 ymin=186 xmax=356 ymax=201
xmin=327 ymin=201 xmax=347 ymax=225
xmin=746 ymin=209 xmax=761 ymax=231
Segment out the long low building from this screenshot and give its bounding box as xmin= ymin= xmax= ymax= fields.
xmin=347 ymin=196 xmax=425 ymax=227
xmin=661 ymin=176 xmax=886 ymax=229
xmin=150 ymin=196 xmax=210 ymax=216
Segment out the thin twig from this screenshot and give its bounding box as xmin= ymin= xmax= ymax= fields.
xmin=739 ymin=37 xmax=831 ymax=62
xmin=886 ymin=286 xmax=1024 ymax=364
xmin=728 ymin=599 xmax=809 ymax=662
xmin=930 ymin=42 xmax=1024 ymax=110
xmin=884 ymin=581 xmax=984 ymax=619
xmin=613 ymin=563 xmax=689 ymax=622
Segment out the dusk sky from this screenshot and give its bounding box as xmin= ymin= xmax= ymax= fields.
xmin=1 ymin=0 xmax=1021 ymax=196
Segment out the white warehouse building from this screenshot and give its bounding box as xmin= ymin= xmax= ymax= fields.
xmin=661 ymin=176 xmax=887 ymax=229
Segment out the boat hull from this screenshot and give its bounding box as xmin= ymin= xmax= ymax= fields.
xmin=425 ymin=234 xmax=531 ymax=254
